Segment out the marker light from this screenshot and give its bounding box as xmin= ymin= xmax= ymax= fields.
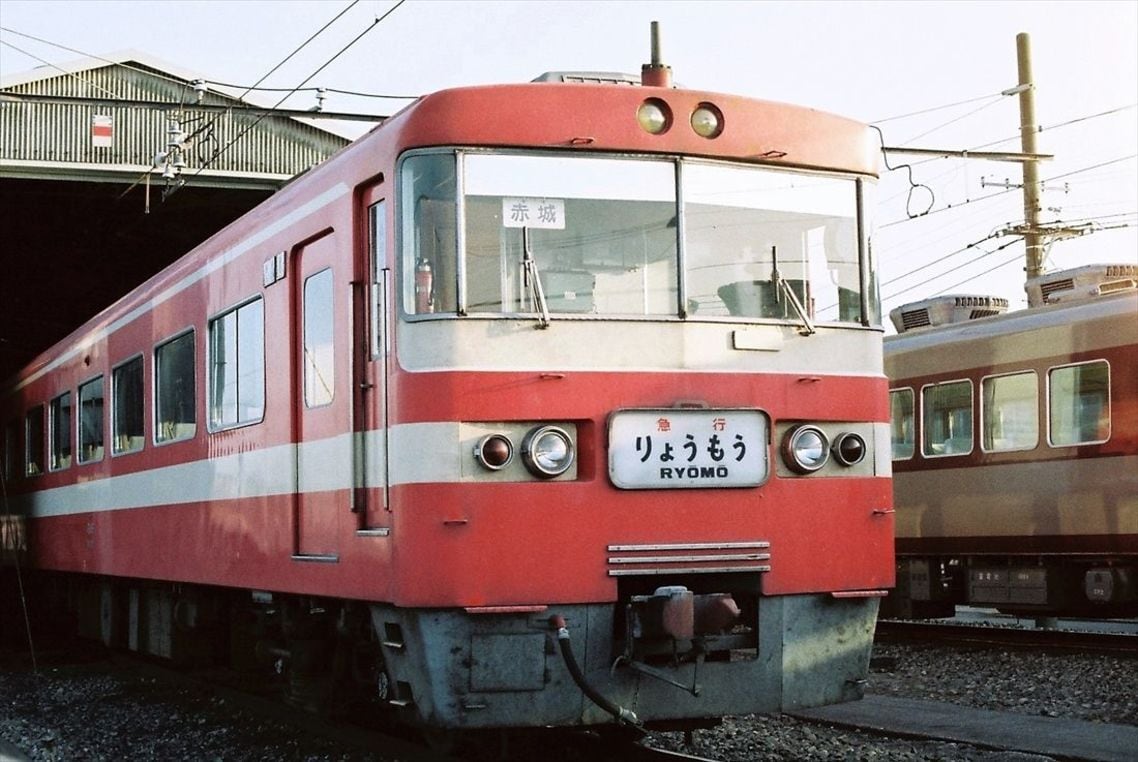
xmin=637 ymin=98 xmax=672 ymax=135
xmin=690 ymin=103 xmax=724 ymax=138
xmin=474 ymin=434 xmax=514 ymax=471
xmin=832 ymin=432 xmax=867 ymax=466
xmin=521 ymin=426 xmax=575 ymax=478
xmin=782 ymin=425 xmax=830 ymax=474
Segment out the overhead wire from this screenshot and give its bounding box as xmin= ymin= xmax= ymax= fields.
xmin=199 ymin=81 xmax=418 ymax=100
xmin=0 ymin=37 xmax=120 ymax=97
xmin=893 ymin=95 xmax=1008 ymax=147
xmin=172 ymin=0 xmax=407 ymax=196
xmin=0 ymin=25 xmax=191 ymax=93
xmin=157 ymin=0 xmax=366 ymax=196
xmin=880 ymin=231 xmax=1004 ymax=288
xmin=870 ymin=90 xmax=1010 ymax=124
xmin=924 ymin=240 xmax=1025 ymax=298
xmin=895 ymin=103 xmax=1138 ymax=173
xmin=878 ymin=157 xmax=1136 ymax=298
xmin=877 ymin=153 xmax=1135 ymax=230
xmin=230 ymin=0 xmax=360 ymax=103
xmin=883 ymin=237 xmax=1022 ymax=303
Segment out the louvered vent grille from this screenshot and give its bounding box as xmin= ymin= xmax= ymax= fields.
xmin=901 ymin=309 xmax=931 ymax=330
xmin=1039 ymin=278 xmax=1075 ymax=299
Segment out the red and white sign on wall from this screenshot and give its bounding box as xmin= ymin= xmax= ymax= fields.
xmin=91 ymin=114 xmax=113 ymax=147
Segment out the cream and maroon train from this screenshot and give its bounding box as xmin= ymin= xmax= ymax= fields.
xmin=885 ymin=264 xmax=1138 ymax=619
xmin=1 ymin=53 xmax=893 ymax=735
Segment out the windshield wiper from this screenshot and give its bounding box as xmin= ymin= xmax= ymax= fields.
xmin=770 ymin=245 xmax=816 ymax=335
xmin=522 ymin=227 xmax=551 ymax=329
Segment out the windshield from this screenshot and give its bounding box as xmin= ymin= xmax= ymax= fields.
xmin=400 ymin=151 xmax=874 ymax=326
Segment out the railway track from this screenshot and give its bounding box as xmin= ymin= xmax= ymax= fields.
xmin=875 ymin=618 xmax=1138 ymax=654
xmin=4 ymin=643 xmax=727 ymax=762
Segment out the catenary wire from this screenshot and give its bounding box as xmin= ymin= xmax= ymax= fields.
xmin=883 ymin=237 xmax=1021 ymax=302
xmin=172 ymin=0 xmax=406 ymax=193
xmin=0 ymin=37 xmax=119 ymax=97
xmin=0 ymin=25 xmax=191 ymax=92
xmin=870 ymin=90 xmax=1009 ymax=124
xmin=165 ymin=0 xmax=363 ymax=183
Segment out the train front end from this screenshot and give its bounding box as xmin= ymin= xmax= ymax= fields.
xmin=366 ymin=81 xmax=893 ymax=731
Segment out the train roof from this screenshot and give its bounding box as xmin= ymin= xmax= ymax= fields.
xmin=884 ymin=288 xmax=1137 ymax=364
xmin=368 ymin=80 xmax=881 ymax=176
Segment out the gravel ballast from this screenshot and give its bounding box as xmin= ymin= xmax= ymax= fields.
xmin=2 ymin=641 xmax=1135 ymax=761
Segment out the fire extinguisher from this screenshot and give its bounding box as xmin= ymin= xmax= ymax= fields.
xmin=414 ymin=258 xmax=434 ymax=313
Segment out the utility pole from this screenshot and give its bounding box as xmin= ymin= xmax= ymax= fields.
xmin=1016 ymin=32 xmax=1046 ymax=290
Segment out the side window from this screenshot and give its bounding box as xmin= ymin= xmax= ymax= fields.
xmin=1049 ymin=361 xmax=1110 ymax=446
xmin=78 ymin=376 xmax=105 ymax=464
xmin=112 ymin=356 xmax=145 ymax=455
xmin=369 ymin=200 xmax=387 ymax=359
xmin=400 ymin=153 xmax=457 ymax=315
xmin=921 ymin=380 xmax=973 ymax=457
xmin=49 ymin=392 xmax=72 ymax=471
xmin=889 ymin=388 xmax=915 ymax=460
xmin=209 ymin=298 xmax=265 ymax=430
xmin=981 ymin=372 xmax=1038 ymax=452
xmin=303 ymin=268 xmax=335 ymax=408
xmin=25 ymin=405 xmax=44 ymax=476
xmin=155 ymin=331 xmax=197 ymax=444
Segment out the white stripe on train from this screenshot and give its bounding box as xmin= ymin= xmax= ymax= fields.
xmin=12 ymin=421 xmax=893 ymax=518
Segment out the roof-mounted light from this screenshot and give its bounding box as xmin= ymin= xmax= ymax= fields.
xmin=690 ymin=103 xmax=724 ymax=139
xmin=637 ymin=98 xmax=671 ymax=135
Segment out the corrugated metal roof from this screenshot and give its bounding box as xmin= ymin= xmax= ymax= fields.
xmin=0 ymin=50 xmax=350 ymax=185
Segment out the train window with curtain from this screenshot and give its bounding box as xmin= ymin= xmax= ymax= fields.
xmin=78 ymin=376 xmax=105 ymax=464
xmin=209 ymin=298 xmax=265 ymax=430
xmin=304 ymin=268 xmax=335 ymax=407
xmin=981 ymin=372 xmax=1038 ymax=452
xmin=921 ymin=380 xmax=973 ymax=457
xmin=49 ymin=392 xmax=72 ymax=471
xmin=113 ymin=356 xmax=144 ymax=454
xmin=25 ymin=405 xmax=44 ymax=476
xmin=889 ymin=388 xmax=915 ymax=459
xmin=155 ymin=331 xmax=197 ymax=444
xmin=1049 ymin=360 xmax=1110 ymax=446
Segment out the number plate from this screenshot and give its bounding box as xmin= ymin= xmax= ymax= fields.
xmin=608 ymin=409 xmax=768 ymax=489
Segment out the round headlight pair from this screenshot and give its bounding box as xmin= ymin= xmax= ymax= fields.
xmin=636 ymin=99 xmax=724 ymax=138
xmin=474 ymin=426 xmax=575 ymax=479
xmin=782 ymin=426 xmax=866 ymax=474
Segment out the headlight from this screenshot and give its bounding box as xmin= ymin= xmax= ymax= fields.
xmin=637 ymin=98 xmax=671 ymax=135
xmin=832 ymin=432 xmax=867 ymax=466
xmin=474 ymin=434 xmax=514 ymax=471
xmin=522 ymin=425 xmax=575 ymax=478
xmin=690 ymin=103 xmax=724 ymax=138
xmin=782 ymin=425 xmax=829 ymax=474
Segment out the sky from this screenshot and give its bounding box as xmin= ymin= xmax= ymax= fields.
xmin=2 ymin=0 xmax=1136 ymax=329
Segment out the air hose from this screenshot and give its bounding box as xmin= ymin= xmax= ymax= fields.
xmin=549 ymin=614 xmax=641 ymax=728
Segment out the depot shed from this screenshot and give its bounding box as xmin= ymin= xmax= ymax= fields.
xmin=0 ymin=50 xmax=357 ymax=381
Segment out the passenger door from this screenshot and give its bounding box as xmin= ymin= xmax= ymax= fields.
xmin=359 ymin=189 xmax=391 ymax=531
xmin=293 ymin=232 xmax=350 ymax=558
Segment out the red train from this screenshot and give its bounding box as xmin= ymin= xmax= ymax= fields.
xmin=884 ymin=265 xmax=1138 ymax=619
xmin=2 ymin=49 xmax=892 ymax=735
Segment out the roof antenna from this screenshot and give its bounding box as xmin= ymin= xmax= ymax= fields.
xmin=641 ymin=21 xmax=673 ymax=88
